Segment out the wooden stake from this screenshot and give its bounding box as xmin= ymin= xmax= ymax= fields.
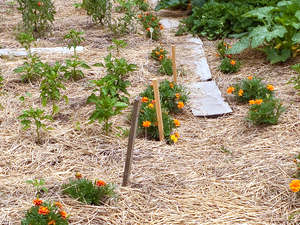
xmin=152 ymin=79 xmax=164 ymax=141
xmin=172 ymin=45 xmax=177 ymax=83
xmin=122 ymin=97 xmax=141 ymax=187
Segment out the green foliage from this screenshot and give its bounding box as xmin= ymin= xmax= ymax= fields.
xmin=219 ymin=57 xmax=240 ymax=74
xmin=26 ymin=179 xmax=48 ymax=197
xmin=18 ymin=107 xmax=52 ymax=143
xmin=138 ymin=12 xmax=163 ymax=41
xmin=81 ymin=0 xmax=112 ymax=25
xmin=228 ymin=76 xmax=274 ymax=103
xmin=108 ymin=38 xmax=128 ymax=56
xmin=64 ymin=29 xmax=84 ymax=57
xmin=16 ymin=0 xmax=56 ymax=37
xmin=21 ymin=201 xmax=69 ymax=225
xmin=155 ymin=0 xmax=189 ymax=11
xmin=134 ymin=0 xmax=150 ymax=11
xmin=247 ymin=97 xmax=285 ymax=125
xmin=62 ymin=178 xmax=116 ymax=205
xmin=217 ymin=40 xmax=233 ymax=59
xmin=290 ymin=64 xmax=300 ymax=95
xmin=159 ymin=58 xmax=173 ymax=75
xmin=40 ymin=62 xmax=68 ymax=115
xmin=16 ymin=32 xmax=35 ymax=51
xmin=228 ymin=0 xmax=300 ymax=63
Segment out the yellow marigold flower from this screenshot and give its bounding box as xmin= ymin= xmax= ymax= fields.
xmin=169 ymin=82 xmax=174 ymax=88
xmin=60 ymin=210 xmax=67 ymax=219
xmin=75 ymin=172 xmax=82 ymax=179
xmin=38 ymin=206 xmax=50 ymax=215
xmin=170 ymin=134 xmax=178 ymax=143
xmin=238 ymin=89 xmax=244 ymax=97
xmin=160 ymin=49 xmax=164 ymax=53
xmin=255 ymin=99 xmax=263 ymax=105
xmin=141 ymin=97 xmax=148 ymax=103
xmin=249 ymin=100 xmax=256 ymax=105
xmin=148 ymin=103 xmax=154 ymax=109
xmin=248 ymin=76 xmax=253 ymax=80
xmin=174 ymin=132 xmax=180 ymax=138
xmin=33 ymin=198 xmax=43 ymax=206
xmin=227 ymin=86 xmax=235 ymax=94
xmin=267 ymin=84 xmax=274 ymax=91
xmin=96 ymin=180 xmax=106 ymax=187
xmin=55 ymin=202 xmax=63 ymax=209
xmin=177 ymin=101 xmax=184 ymax=109
xmin=289 ymin=179 xmax=300 ymax=192
xmin=48 ymin=220 xmax=56 ymax=225
xmin=155 ymin=51 xmax=160 ymax=55
xmin=142 ymin=121 xmax=151 ymax=128
xmin=230 ymin=60 xmax=236 ymax=65
xmin=175 ymin=93 xmax=180 ymax=99
xmin=174 ymin=119 xmax=180 ymax=127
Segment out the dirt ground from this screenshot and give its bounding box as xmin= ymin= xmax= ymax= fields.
xmin=0 ymin=0 xmax=299 ymax=224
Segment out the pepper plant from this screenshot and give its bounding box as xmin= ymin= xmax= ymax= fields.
xmin=81 ymin=0 xmax=112 ymax=25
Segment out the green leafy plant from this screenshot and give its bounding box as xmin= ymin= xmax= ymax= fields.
xmin=151 ymin=46 xmax=168 ymax=61
xmin=227 ymin=76 xmax=274 ymax=103
xmin=14 ymin=32 xmax=44 ymax=82
xmin=26 ymin=179 xmax=48 ymax=197
xmin=247 ymin=96 xmax=285 ymax=125
xmin=219 ymin=57 xmax=241 ymax=74
xmin=21 ymin=200 xmax=69 ymax=225
xmin=290 ymin=64 xmax=300 ymax=95
xmin=40 ymin=62 xmax=68 ymax=115
xmin=16 ymin=0 xmax=56 ymax=37
xmin=217 ymin=40 xmax=233 ymax=59
xmin=18 ymin=107 xmax=52 ymax=143
xmin=62 ymin=30 xmax=90 ymax=80
xmin=134 ymin=0 xmax=150 ymax=11
xmin=138 ymin=12 xmax=163 ymax=40
xmin=228 ymin=0 xmax=300 ymax=63
xmin=62 ymin=175 xmax=116 ymax=205
xmin=141 ymin=80 xmax=188 ymax=114
xmin=81 ymin=0 xmax=112 ymax=25
xmin=159 ymin=58 xmax=173 ymax=75
xmin=155 ymin=0 xmax=189 ymax=11
xmin=108 ymin=38 xmax=128 ymax=56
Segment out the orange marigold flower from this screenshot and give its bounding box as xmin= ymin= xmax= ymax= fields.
xmin=177 ymin=101 xmax=184 ymax=109
xmin=249 ymin=100 xmax=256 ymax=105
xmin=137 ymin=14 xmax=142 ymax=19
xmin=151 ymin=17 xmax=155 ymax=21
xmin=75 ymin=172 xmax=82 ymax=179
xmin=159 ymin=55 xmax=164 ymax=60
xmin=230 ymin=60 xmax=236 ymax=66
xmin=248 ymin=76 xmax=253 ymax=80
xmin=267 ymin=84 xmax=274 ymax=91
xmin=48 ymin=220 xmax=56 ymax=225
xmin=174 ymin=132 xmax=180 ymax=138
xmin=33 ymin=198 xmax=43 ymax=206
xmin=159 ymin=25 xmax=164 ymax=30
xmin=160 ymin=49 xmax=164 ymax=53
xmin=289 ymin=179 xmax=300 ymax=192
xmin=170 ymin=134 xmax=178 ymax=143
xmin=55 ymin=202 xmax=63 ymax=209
xmin=141 ymin=97 xmax=148 ymax=103
xmin=155 ymin=51 xmax=160 ymax=55
xmin=146 ymin=27 xmax=151 ymax=32
xmin=38 ymin=206 xmax=50 ymax=215
xmin=255 ymin=99 xmax=263 ymax=105
xmin=238 ymin=89 xmax=244 ymax=97
xmin=169 ymin=83 xmax=174 ymax=88
xmin=151 ymin=99 xmax=155 ymax=104
xmin=148 ymin=103 xmax=154 ymax=109
xmin=142 ymin=121 xmax=151 ymax=128
xmin=175 ymin=93 xmax=180 ymax=99
xmin=227 ymin=86 xmax=235 ymax=94
xmin=96 ymin=180 xmax=106 ymax=187
xmin=174 ymin=119 xmax=180 ymax=127
xmin=216 ymin=53 xmax=220 ymax=57
xmin=60 ymin=211 xmax=67 ymax=219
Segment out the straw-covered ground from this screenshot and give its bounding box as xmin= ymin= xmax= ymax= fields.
xmin=0 ymin=0 xmax=299 ymax=224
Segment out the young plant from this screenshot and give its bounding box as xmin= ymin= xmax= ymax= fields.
xmin=14 ymin=32 xmax=44 ymax=83
xmin=227 ymin=76 xmax=274 ymax=103
xmin=247 ymin=97 xmax=285 ymax=125
xmin=62 ymin=175 xmax=116 ymax=205
xmin=40 ymin=62 xmax=68 ymax=115
xmin=108 ymin=38 xmax=127 ymax=56
xmin=217 ymin=40 xmax=233 ymax=59
xmin=26 ymin=179 xmax=48 ymax=198
xmin=16 ymin=0 xmax=56 ymax=37
xmin=151 ymin=46 xmax=168 ymax=61
xmin=21 ymin=200 xmax=69 ymax=225
xmin=81 ymin=0 xmax=112 ymax=25
xmin=134 ymin=0 xmax=149 ymax=11
xmin=138 ymin=12 xmax=163 ymax=40
xmin=18 ymin=107 xmax=52 ymax=143
xmin=219 ymin=57 xmax=240 ymax=74
xmin=159 ymin=58 xmax=173 ymax=76
xmin=290 ymin=64 xmax=300 ymax=95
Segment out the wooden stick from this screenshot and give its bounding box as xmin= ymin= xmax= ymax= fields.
xmin=122 ymin=97 xmax=141 ymax=187
xmin=172 ymin=45 xmax=177 ymax=83
xmin=152 ymin=79 xmax=164 ymax=141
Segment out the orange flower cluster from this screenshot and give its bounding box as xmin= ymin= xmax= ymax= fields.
xmin=142 ymin=97 xmax=148 ymax=103
xmin=289 ymin=179 xmax=300 ymax=192
xmin=174 ymin=119 xmax=180 ymax=127
xmin=48 ymin=220 xmax=56 ymax=225
xmin=169 ymin=82 xmax=174 ymax=88
xmin=248 ymin=76 xmax=253 ymax=80
xmin=33 ymin=198 xmax=43 ymax=206
xmin=143 ymin=121 xmax=151 ymax=128
xmin=75 ymin=172 xmax=82 ymax=179
xmin=38 ymin=206 xmax=50 ymax=215
xmin=175 ymin=93 xmax=180 ymax=99
xmin=267 ymin=84 xmax=274 ymax=91
xmin=230 ymin=60 xmax=236 ymax=66
xmin=249 ymin=99 xmax=263 ymax=105
xmin=238 ymin=89 xmax=244 ymax=97
xmin=96 ymin=180 xmax=106 ymax=187
xmin=227 ymin=86 xmax=235 ymax=94
xmin=177 ymin=101 xmax=184 ymax=109
xmin=148 ymin=103 xmax=154 ymax=109
xmin=55 ymin=202 xmax=63 ymax=209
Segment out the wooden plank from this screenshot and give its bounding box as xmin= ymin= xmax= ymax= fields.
xmin=122 ymin=97 xmax=142 ymax=187
xmin=172 ymin=45 xmax=177 ymax=83
xmin=152 ymin=79 xmax=164 ymax=141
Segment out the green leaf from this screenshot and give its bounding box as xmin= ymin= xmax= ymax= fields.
xmin=277 ymin=1 xmax=293 ymax=7
xmin=295 ymin=10 xmax=300 ymax=21
xmin=227 ymin=37 xmax=250 ymax=54
xmin=265 ymin=25 xmax=286 ymax=42
xmin=264 ymin=47 xmax=291 ymax=64
xmin=292 ymin=32 xmax=300 ymax=44
xmin=250 ymin=26 xmax=268 ymax=48
xmin=244 ymin=6 xmax=274 ymax=20
xmin=93 ymin=63 xmax=104 ymax=67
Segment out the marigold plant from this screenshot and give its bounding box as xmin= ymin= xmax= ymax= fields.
xmin=138 ymin=12 xmax=162 ymax=40
xmin=289 ymin=179 xmax=300 ymax=193
xmin=219 ymin=57 xmax=240 ymax=74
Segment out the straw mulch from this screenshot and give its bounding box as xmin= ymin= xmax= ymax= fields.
xmin=0 ymin=1 xmax=299 ymax=224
